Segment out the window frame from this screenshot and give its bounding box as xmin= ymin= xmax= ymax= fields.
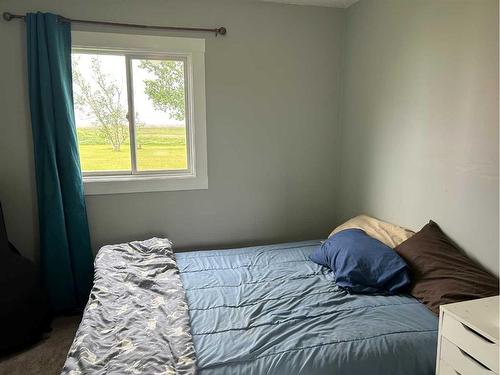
xmin=71 ymin=31 xmax=208 ymax=195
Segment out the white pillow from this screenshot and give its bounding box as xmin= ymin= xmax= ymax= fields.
xmin=329 ymin=214 xmax=414 ymax=248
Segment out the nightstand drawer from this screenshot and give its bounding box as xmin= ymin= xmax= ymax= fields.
xmin=440 ymin=337 xmax=495 ymax=375
xmin=442 ymin=313 xmax=499 ymax=373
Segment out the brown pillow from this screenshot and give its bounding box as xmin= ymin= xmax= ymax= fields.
xmin=394 ymin=220 xmax=499 ymax=315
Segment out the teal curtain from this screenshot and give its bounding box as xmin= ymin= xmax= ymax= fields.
xmin=26 ymin=12 xmax=93 ymax=312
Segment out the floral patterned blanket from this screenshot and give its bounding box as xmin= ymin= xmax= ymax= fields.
xmin=62 ymin=238 xmax=196 ymax=375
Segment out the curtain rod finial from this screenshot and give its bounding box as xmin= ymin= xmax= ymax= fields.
xmin=217 ymin=27 xmax=227 ymax=36
xmin=3 ymin=12 xmax=13 ymax=21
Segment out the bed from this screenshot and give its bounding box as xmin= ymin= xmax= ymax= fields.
xmin=63 ymin=239 xmax=438 ymax=374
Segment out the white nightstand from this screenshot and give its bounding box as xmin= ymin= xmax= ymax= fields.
xmin=436 ymin=296 xmax=499 ymax=375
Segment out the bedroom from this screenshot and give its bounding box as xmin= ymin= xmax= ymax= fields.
xmin=0 ymin=0 xmax=498 ymax=374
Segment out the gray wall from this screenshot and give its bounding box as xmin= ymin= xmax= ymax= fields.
xmin=1 ymin=0 xmax=498 ymax=276
xmin=339 ymin=0 xmax=499 ymax=274
xmin=0 ymin=0 xmax=345 ymax=261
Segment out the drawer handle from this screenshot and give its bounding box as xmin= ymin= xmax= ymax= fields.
xmin=461 ymin=323 xmax=495 ymax=344
xmin=458 ymin=347 xmax=492 ymax=371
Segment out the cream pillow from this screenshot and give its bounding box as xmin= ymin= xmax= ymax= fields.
xmin=329 ymin=214 xmax=414 ymax=248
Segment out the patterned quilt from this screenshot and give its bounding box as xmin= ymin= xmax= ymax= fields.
xmin=62 ymin=238 xmax=196 ymax=375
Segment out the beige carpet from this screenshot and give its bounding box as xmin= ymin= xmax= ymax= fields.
xmin=0 ymin=315 xmax=81 ymax=375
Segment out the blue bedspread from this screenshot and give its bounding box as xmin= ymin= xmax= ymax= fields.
xmin=176 ymin=240 xmax=438 ymax=375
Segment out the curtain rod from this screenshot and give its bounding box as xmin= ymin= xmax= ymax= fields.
xmin=2 ymin=12 xmax=227 ymax=36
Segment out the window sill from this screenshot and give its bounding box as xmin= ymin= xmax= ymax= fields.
xmin=82 ymin=172 xmax=208 ymax=195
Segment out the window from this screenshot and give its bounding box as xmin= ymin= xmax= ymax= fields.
xmin=71 ymin=31 xmax=207 ymax=194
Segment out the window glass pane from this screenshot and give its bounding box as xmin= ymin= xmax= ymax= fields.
xmin=72 ymin=53 xmax=131 ymax=172
xmin=131 ymin=59 xmax=188 ymax=171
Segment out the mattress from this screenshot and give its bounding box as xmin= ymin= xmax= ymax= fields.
xmin=176 ymin=240 xmax=438 ymax=375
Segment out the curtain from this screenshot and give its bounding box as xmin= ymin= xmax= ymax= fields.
xmin=26 ymin=12 xmax=93 ymax=312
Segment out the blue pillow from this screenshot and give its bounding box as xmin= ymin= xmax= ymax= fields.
xmin=310 ymin=228 xmax=410 ymax=294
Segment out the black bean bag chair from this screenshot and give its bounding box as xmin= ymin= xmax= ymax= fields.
xmin=0 ymin=202 xmax=52 ymax=355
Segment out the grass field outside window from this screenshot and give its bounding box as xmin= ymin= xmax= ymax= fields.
xmin=77 ymin=126 xmax=187 ymax=172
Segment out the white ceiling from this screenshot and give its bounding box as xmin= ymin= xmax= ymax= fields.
xmin=260 ymin=0 xmax=359 ymax=8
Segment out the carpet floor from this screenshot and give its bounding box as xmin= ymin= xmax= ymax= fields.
xmin=0 ymin=315 xmax=81 ymax=375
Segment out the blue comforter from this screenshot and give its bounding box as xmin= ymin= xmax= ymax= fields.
xmin=176 ymin=240 xmax=438 ymax=375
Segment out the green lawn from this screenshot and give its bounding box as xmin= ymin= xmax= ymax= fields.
xmin=77 ymin=127 xmax=187 ymax=171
